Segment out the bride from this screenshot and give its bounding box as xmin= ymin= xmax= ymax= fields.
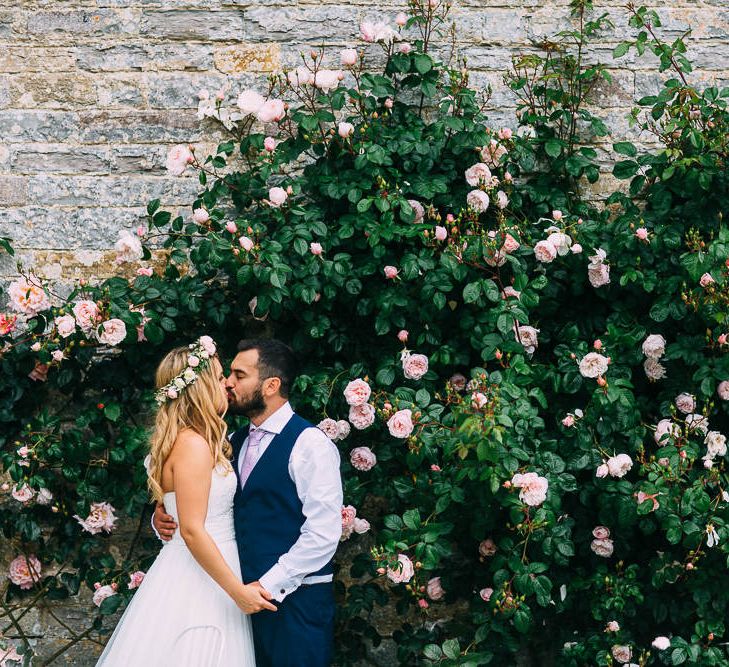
xmin=97 ymin=336 xmax=274 ymax=666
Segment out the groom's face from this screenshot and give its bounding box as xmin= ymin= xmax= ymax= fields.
xmin=225 ymin=349 xmax=266 ymax=417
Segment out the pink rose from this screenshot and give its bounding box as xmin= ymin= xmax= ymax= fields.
xmin=73 ymin=300 xmax=100 ymax=333
xmin=635 ymin=227 xmax=648 ymax=240
xmin=93 ymin=583 xmax=118 ymax=607
xmin=239 ymin=236 xmax=254 ymax=252
xmin=287 ymin=66 xmax=314 ymax=87
xmin=718 ymin=333 xmax=727 ymax=345
xmin=313 ymin=69 xmax=343 ymax=91
xmin=562 ymin=415 xmax=575 ymax=427
xmin=30 ymin=342 xmax=41 ymax=352
xmin=552 ymin=210 xmax=563 ymax=221
xmin=317 ymin=418 xmax=339 ymax=439
xmin=225 ymin=221 xmax=238 ymax=234
xmin=8 ymin=276 xmax=51 ymax=315
xmin=349 ymin=403 xmax=376 ymax=430
xmin=237 ymin=89 xmax=265 ymax=115
xmin=449 ymin=373 xmax=467 ymax=391
xmin=343 ymin=378 xmax=372 ymax=406
xmin=350 ymin=446 xmax=377 ymax=471
xmin=654 ymin=418 xmax=679 ymax=444
xmin=165 ymin=144 xmax=194 ymax=176
xmin=384 ymin=265 xmax=399 ymax=279
xmin=257 ymin=99 xmax=286 ymax=123
xmin=591 ymin=537 xmax=614 ymax=557
xmin=592 ymin=526 xmax=610 ymax=540
xmin=310 ymin=242 xmax=323 ymax=255
xmin=128 ymin=570 xmax=145 ymax=590
xmin=513 ymin=324 xmax=539 ymax=355
xmin=340 ymin=505 xmax=357 ymax=540
xmin=605 ymin=453 xmax=633 ymax=478
xmin=0 ymin=312 xmax=18 ymax=335
xmin=408 ymin=200 xmax=425 ymax=223
xmin=495 ymin=190 xmax=509 ymax=209
xmin=268 ymin=186 xmax=288 ymax=207
xmin=498 ymin=127 xmax=513 ymax=140
xmin=718 ymin=380 xmax=729 ymax=401
xmin=479 ymin=587 xmax=493 ymax=602
xmin=605 ymin=621 xmax=620 ymax=632
xmin=480 ymin=141 xmax=508 ymax=168
xmin=502 ymin=286 xmax=521 ymax=300
xmin=51 ymin=350 xmax=64 ymax=362
xmin=611 ymin=645 xmax=631 ymax=663
xmin=642 ymin=334 xmax=666 ymax=359
xmin=353 ymin=517 xmax=370 ymax=534
xmin=652 ymin=637 xmax=671 ymax=651
xmin=502 ymin=233 xmax=519 ymax=253
xmin=588 ymin=263 xmax=611 ymax=288
xmin=399 ymin=42 xmax=412 ymax=54
xmin=192 ymin=208 xmax=210 ymax=224
xmin=471 ymin=392 xmax=488 ymax=409
xmin=387 ymin=409 xmax=414 ymax=438
xmin=402 ymin=353 xmax=428 ymax=380
xmin=700 ymin=272 xmax=715 ymax=287
xmin=136 ymin=267 xmax=154 ymax=277
xmin=466 ymin=189 xmax=490 ymax=212
xmin=511 ymin=472 xmax=548 ymax=506
xmin=397 ymin=329 xmax=409 ymax=343
xmin=74 ymin=501 xmax=117 ymax=535
xmin=387 ymin=554 xmax=414 ymax=583
xmin=570 ymin=243 xmax=583 ymax=254
xmin=478 ymin=539 xmax=497 ymax=558
xmin=426 ymin=577 xmax=445 ymax=601
xmin=12 ymin=484 xmax=34 ymax=503
xmin=675 ymin=392 xmax=695 ymax=414
xmin=340 ymin=49 xmax=358 ymax=66
xmin=338 ymin=122 xmax=354 ymax=138
xmin=434 ymin=225 xmax=447 ymax=241
xmin=8 ymin=555 xmax=42 ymax=590
xmin=97 ymin=319 xmax=127 ymax=346
xmin=636 ymin=491 xmax=660 ymax=511
xmin=336 ymin=420 xmax=351 ymax=440
xmin=55 ymin=314 xmax=76 ymax=338
xmin=264 ymin=136 xmax=276 ymax=152
xmin=395 ymin=12 xmax=408 ymax=26
xmin=534 ymin=240 xmax=557 ymax=263
xmin=114 ymin=230 xmax=143 ymax=264
xmin=464 ymin=163 xmax=492 ymax=186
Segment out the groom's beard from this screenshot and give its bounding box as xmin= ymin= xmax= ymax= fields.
xmin=227 ymin=383 xmax=266 ymax=418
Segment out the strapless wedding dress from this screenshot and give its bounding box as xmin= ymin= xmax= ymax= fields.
xmin=97 ymin=465 xmax=255 ymax=666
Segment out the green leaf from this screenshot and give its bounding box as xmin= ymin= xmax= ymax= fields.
xmin=544 ymin=139 xmax=562 ymax=157
xmin=413 ymin=54 xmax=433 ymax=74
xmin=103 ymin=403 xmax=121 ymax=422
xmin=613 ymin=141 xmax=637 ymax=157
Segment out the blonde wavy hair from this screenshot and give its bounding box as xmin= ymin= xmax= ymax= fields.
xmin=147 ymin=346 xmax=232 ymax=502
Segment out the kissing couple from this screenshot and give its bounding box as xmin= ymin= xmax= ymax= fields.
xmin=97 ymin=338 xmax=343 ymax=666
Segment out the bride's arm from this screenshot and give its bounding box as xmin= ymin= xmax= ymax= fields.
xmin=172 ymin=431 xmax=277 ymax=614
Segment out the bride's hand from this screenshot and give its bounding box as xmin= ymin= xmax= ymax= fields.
xmin=234 ymin=582 xmax=277 ymax=614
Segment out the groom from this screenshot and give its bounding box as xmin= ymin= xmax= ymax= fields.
xmin=154 ymin=338 xmax=343 ymax=666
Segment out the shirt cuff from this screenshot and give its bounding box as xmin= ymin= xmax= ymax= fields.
xmin=259 ymin=564 xmax=298 ymax=602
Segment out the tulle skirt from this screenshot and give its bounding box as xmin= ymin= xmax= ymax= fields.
xmin=96 ymin=538 xmax=255 ymax=666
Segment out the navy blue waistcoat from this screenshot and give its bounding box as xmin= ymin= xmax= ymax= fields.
xmin=230 ymin=413 xmax=335 ymax=584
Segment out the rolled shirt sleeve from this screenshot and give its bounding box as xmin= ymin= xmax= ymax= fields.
xmin=259 ymin=427 xmax=343 ymax=602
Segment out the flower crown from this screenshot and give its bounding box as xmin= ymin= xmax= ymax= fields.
xmin=155 ymin=336 xmax=217 ymax=404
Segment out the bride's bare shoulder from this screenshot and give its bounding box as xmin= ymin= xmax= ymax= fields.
xmin=169 ymin=429 xmax=212 ymax=464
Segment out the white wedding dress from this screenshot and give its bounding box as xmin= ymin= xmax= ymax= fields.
xmin=97 ymin=464 xmax=255 ymax=666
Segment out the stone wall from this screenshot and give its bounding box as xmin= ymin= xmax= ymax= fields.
xmin=0 ymin=0 xmax=728 ymax=663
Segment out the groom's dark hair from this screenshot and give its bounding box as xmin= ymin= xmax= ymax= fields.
xmin=237 ymin=338 xmax=296 ymax=398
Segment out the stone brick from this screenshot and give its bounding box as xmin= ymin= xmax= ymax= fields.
xmin=74 ymin=43 xmax=215 ymax=72
xmin=96 ymin=75 xmax=146 ymax=108
xmin=145 ymin=72 xmax=228 ymax=109
xmin=77 ymin=110 xmax=202 ymax=143
xmin=26 ymin=9 xmax=140 ymax=39
xmin=140 ymin=9 xmax=246 ymax=40
xmin=214 ymin=43 xmax=281 ymax=74
xmin=74 ymin=44 xmax=149 ymax=72
xmin=10 ymin=146 xmax=111 ymax=175
xmin=8 ymin=74 xmax=98 ymax=108
xmin=0 ymin=177 xmax=28 ymax=206
xmin=0 ymin=47 xmax=75 ymax=74
xmin=244 ymin=5 xmax=360 ymax=41
xmin=0 ymin=111 xmax=79 ymax=143
xmin=585 ymin=70 xmax=635 ymax=107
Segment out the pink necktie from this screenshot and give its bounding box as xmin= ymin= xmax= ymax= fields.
xmin=239 ymin=427 xmax=266 ymax=487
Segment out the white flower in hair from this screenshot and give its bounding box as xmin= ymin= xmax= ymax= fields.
xmin=155 ymin=336 xmax=218 ymax=404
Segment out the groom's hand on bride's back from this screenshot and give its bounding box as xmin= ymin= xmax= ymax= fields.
xmin=153 ymin=503 xmax=178 ymax=541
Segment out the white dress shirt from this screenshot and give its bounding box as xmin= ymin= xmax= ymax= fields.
xmin=236 ymin=402 xmax=342 ymax=602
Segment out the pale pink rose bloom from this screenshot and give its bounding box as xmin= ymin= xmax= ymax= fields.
xmin=336 ymin=420 xmax=351 ymax=440
xmin=397 ymin=329 xmax=409 ymax=343
xmin=0 ymin=642 xmax=22 ymax=664
xmin=257 ymin=99 xmax=286 ymax=123
xmin=287 ymin=66 xmax=314 ymax=87
xmin=338 ymin=122 xmax=354 ymax=138
xmin=30 ymin=342 xmax=41 ymax=352
xmin=592 ymin=526 xmax=610 ymax=540
xmin=498 ymin=127 xmax=513 ymax=140
xmin=384 ymin=98 xmax=393 ymax=109
xmin=579 ymin=352 xmax=609 ymax=379
xmin=349 ymin=403 xmax=376 ymax=430
xmin=192 ymin=208 xmax=210 ymax=224
xmin=360 ymin=20 xmax=395 ymax=43
xmin=426 ymin=577 xmax=445 ymax=601
xmin=73 ymin=300 xmax=100 ymax=333
xmin=384 ymin=265 xmax=399 ymax=279
xmin=658 ymin=457 xmax=670 ymax=467
xmin=449 ymin=373 xmax=467 ymax=391
xmin=700 ymin=272 xmax=715 ymax=287
xmin=495 ymin=190 xmax=509 ymax=209
xmin=317 ymin=418 xmax=340 ymax=440
xmin=36 ymin=488 xmax=53 ymax=505
xmin=588 ymin=263 xmax=611 ymax=288
xmin=395 ymin=12 xmax=408 ymax=26
xmin=480 ymin=141 xmax=507 ymax=168
xmin=408 ymin=200 xmax=425 ymax=223
xmin=513 ymin=324 xmax=539 ymax=355
xmin=434 ymin=226 xmax=447 ymax=241
xmin=360 ymin=20 xmax=377 ymax=42
xmin=642 ymin=334 xmax=666 ymax=359
xmin=606 ymin=453 xmax=633 ymax=478
xmin=591 ymin=537 xmax=614 ymax=557
xmin=606 ymin=621 xmax=620 ymax=632
xmin=478 ymin=539 xmax=497 ymax=558
xmin=7 ymin=276 xmax=51 ymax=315
xmin=97 ymin=319 xmax=127 ymax=346
xmin=0 ymin=312 xmax=18 ymax=335
xmin=387 ymin=409 xmax=414 ymax=438
xmin=136 ymin=267 xmax=154 ymax=277
xmin=471 ymin=392 xmax=488 ymax=409
xmin=28 ymin=362 xmax=49 ymax=382
xmin=705 ymin=431 xmax=727 ymax=458
xmin=675 ymin=393 xmax=695 ymax=414
xmin=264 ymin=136 xmax=276 ymax=152
xmin=114 ymin=230 xmax=143 ymax=264
xmin=511 ymin=472 xmax=548 ymax=506
xmin=340 ymin=48 xmax=358 ymax=66
xmin=239 ymin=236 xmax=254 ymax=251
xmin=502 ymin=286 xmax=521 ymax=299
xmin=643 ymin=357 xmax=666 ymax=380
xmin=502 ymin=233 xmax=519 ymax=253
xmin=635 ymin=227 xmax=648 ymax=240
xmin=268 ymin=186 xmax=288 ymax=207
xmin=17 ymin=445 xmax=29 ymax=459
xmin=718 ymin=333 xmax=728 ymax=345
xmin=8 ymin=554 xmax=41 ymax=590
xmin=237 ymin=89 xmax=265 ymax=115
xmin=479 ymin=587 xmax=493 ymax=602
xmin=636 ymin=490 xmax=660 ymax=511
xmin=128 ymin=571 xmax=145 ymax=589
xmin=353 ymin=518 xmax=370 ymax=534
xmin=654 ymin=419 xmax=679 ymax=444
xmin=165 ymin=144 xmax=194 ymax=176
xmin=546 ymin=231 xmax=572 ymax=256
xmin=12 ymin=484 xmax=35 ymax=503
xmin=534 ymin=240 xmax=558 ymax=263
xmin=344 ymin=378 xmax=372 ymax=406
xmin=350 ymin=446 xmax=377 ymax=471
xmin=340 ymin=505 xmax=357 ymax=541
xmin=466 ymin=189 xmax=490 ymax=212
xmin=75 ymin=501 xmax=117 ymax=535
xmin=595 ymin=463 xmax=609 ymax=478
xmin=402 ymin=353 xmax=428 ymax=380
xmin=552 ymin=210 xmax=563 ymax=221
xmin=310 ymin=242 xmax=323 ymax=255
xmin=387 ymin=554 xmax=414 ymax=583
xmin=198 ymin=335 xmax=216 ymax=358
xmin=718 ymin=380 xmax=729 ymax=401
xmin=570 ymin=243 xmax=583 ymax=254
xmin=93 ymin=584 xmax=118 ymax=607
xmin=484 ymin=248 xmax=507 ymax=267
xmin=652 ymin=637 xmax=670 ymax=651
xmin=313 ymin=69 xmax=343 ymax=91
xmin=465 ymin=163 xmax=492 ymax=186
xmin=562 ymin=415 xmax=575 ymax=427
xmin=226 ymin=221 xmax=238 ymax=234
xmin=686 ymin=413 xmax=709 ymax=435
xmin=611 ymin=645 xmax=631 ymax=663
xmin=399 ymin=42 xmax=412 ymax=54
xmin=54 ymin=315 xmax=76 ymax=338
xmin=51 ymin=349 xmax=64 ymax=362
